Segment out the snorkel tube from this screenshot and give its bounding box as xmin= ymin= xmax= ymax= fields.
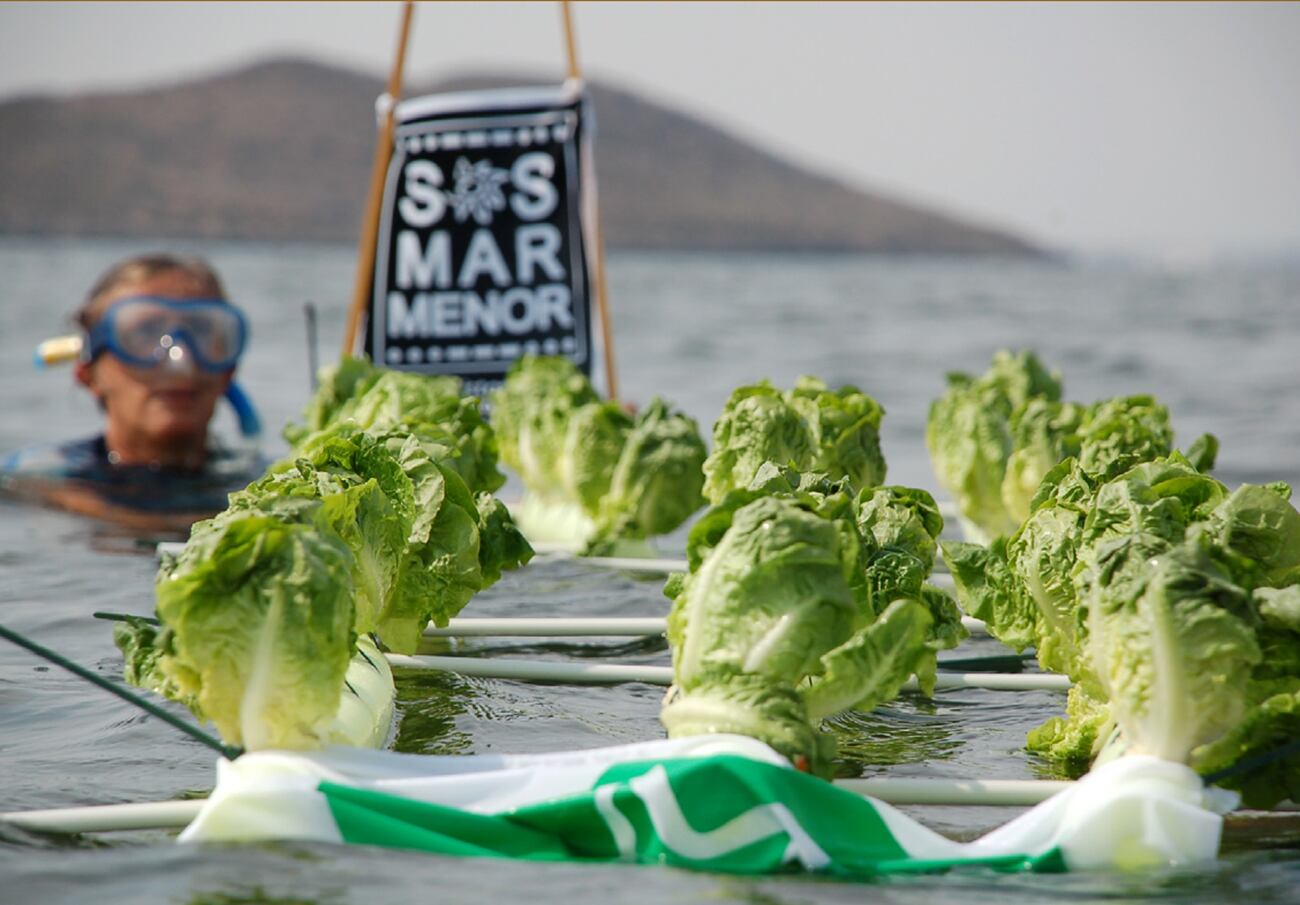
xmin=33 ymin=334 xmax=263 ymax=440
xmin=221 ymin=381 xmax=262 ymax=439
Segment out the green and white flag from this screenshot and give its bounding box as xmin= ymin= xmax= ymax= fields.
xmin=181 ymin=735 xmax=1232 ymax=875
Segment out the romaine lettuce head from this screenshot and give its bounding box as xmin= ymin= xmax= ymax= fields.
xmin=559 ymin=400 xmax=632 ymax=513
xmin=489 ymin=355 xmax=600 ymax=498
xmin=589 ymin=398 xmax=707 ymax=550
xmin=1083 ymin=536 xmax=1261 ymax=762
xmin=1075 ymin=394 xmax=1174 ymax=482
xmin=926 ymin=372 xmax=1018 ymax=544
xmin=704 ymin=378 xmax=888 ymax=506
xmin=1002 ymin=399 xmax=1087 ymax=524
xmin=927 ymin=350 xmax=1063 ymax=542
xmin=154 ymin=511 xmax=358 ymax=750
xmin=283 ymin=356 xmax=383 ymax=447
xmin=663 ymin=472 xmax=955 ymax=774
xmin=787 ymin=376 xmax=887 ymax=490
xmin=378 ymin=432 xmax=487 ymax=653
xmin=662 ymin=493 xmax=868 ymax=770
xmin=228 ymin=462 xmax=408 ymax=636
xmin=703 ymin=383 xmax=813 ymax=504
xmin=950 ymin=439 xmax=1299 ymax=787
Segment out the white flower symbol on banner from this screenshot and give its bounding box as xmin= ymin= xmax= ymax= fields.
xmin=446 ymin=157 xmax=511 ymax=225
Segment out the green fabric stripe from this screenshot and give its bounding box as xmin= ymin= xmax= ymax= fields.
xmin=321 ymin=781 xmax=575 ymax=860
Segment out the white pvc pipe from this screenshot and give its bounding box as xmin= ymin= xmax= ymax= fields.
xmin=386 ymin=653 xmax=673 ymax=685
xmin=939 ymin=671 xmax=1069 ymax=691
xmin=426 ymin=615 xmax=988 ymax=638
xmin=426 ymin=617 xmax=668 ymax=637
xmin=386 ymin=654 xmax=1067 ymax=692
xmin=0 ymin=799 xmax=203 ymax=834
xmin=0 ymin=773 xmax=1069 ymax=835
xmin=573 ymin=555 xmax=688 ymax=573
xmin=839 ymin=776 xmax=1072 ymax=806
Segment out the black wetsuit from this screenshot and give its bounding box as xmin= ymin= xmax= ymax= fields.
xmin=0 ymin=435 xmax=263 ymax=514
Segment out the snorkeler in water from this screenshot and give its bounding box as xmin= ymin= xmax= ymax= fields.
xmin=0 ymin=253 xmax=264 ymax=530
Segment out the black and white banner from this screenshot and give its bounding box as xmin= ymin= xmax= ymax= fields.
xmin=364 ymin=81 xmax=605 ymax=399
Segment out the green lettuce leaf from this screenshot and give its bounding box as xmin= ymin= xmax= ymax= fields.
xmin=491 ymin=356 xmax=705 ymax=550
xmin=927 ymin=350 xmax=1061 ymax=543
xmin=154 ymin=512 xmax=358 ymax=750
xmin=663 ymin=471 xmax=955 ymax=773
xmin=703 ymin=378 xmax=887 ymax=505
xmin=589 ymin=398 xmax=707 ymax=552
xmin=703 ymin=382 xmax=813 ymax=505
xmin=1083 ymin=536 xmax=1261 ymax=762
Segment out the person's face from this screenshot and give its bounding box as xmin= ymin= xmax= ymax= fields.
xmin=75 ymin=270 xmax=234 ymax=449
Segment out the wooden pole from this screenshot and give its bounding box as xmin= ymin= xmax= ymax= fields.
xmin=560 ymin=0 xmax=619 ymax=401
xmin=560 ymin=0 xmax=581 ymax=80
xmin=340 ymin=0 xmax=417 ymax=360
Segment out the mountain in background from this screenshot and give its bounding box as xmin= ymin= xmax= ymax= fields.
xmin=0 ymin=58 xmax=1043 ymax=256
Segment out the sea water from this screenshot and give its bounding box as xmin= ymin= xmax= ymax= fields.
xmin=1 ymin=237 xmax=1298 ymax=902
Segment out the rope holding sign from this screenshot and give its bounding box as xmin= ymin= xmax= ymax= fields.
xmin=559 ymin=0 xmax=619 ymax=402
xmin=342 ymin=0 xmax=417 ymax=359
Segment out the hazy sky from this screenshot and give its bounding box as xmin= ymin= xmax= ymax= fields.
xmin=2 ymin=2 xmax=1298 ymax=261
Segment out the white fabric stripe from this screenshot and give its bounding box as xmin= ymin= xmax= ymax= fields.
xmin=593 ymin=784 xmax=638 ymax=861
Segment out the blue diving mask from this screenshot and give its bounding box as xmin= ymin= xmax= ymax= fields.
xmin=85 ymin=295 xmax=248 ymax=373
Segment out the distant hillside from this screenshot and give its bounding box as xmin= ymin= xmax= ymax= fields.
xmin=0 ymin=58 xmax=1042 ymax=255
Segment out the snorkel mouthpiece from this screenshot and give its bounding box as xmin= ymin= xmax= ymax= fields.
xmin=34 ymin=335 xmax=84 ymax=369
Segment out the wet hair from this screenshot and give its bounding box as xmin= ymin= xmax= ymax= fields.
xmin=76 ymin=253 xmax=228 ymax=331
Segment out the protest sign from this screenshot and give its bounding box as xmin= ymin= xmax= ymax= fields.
xmin=364 ymin=83 xmax=604 ymax=399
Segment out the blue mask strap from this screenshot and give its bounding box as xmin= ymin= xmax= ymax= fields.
xmin=223 ymin=381 xmax=262 ymax=438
